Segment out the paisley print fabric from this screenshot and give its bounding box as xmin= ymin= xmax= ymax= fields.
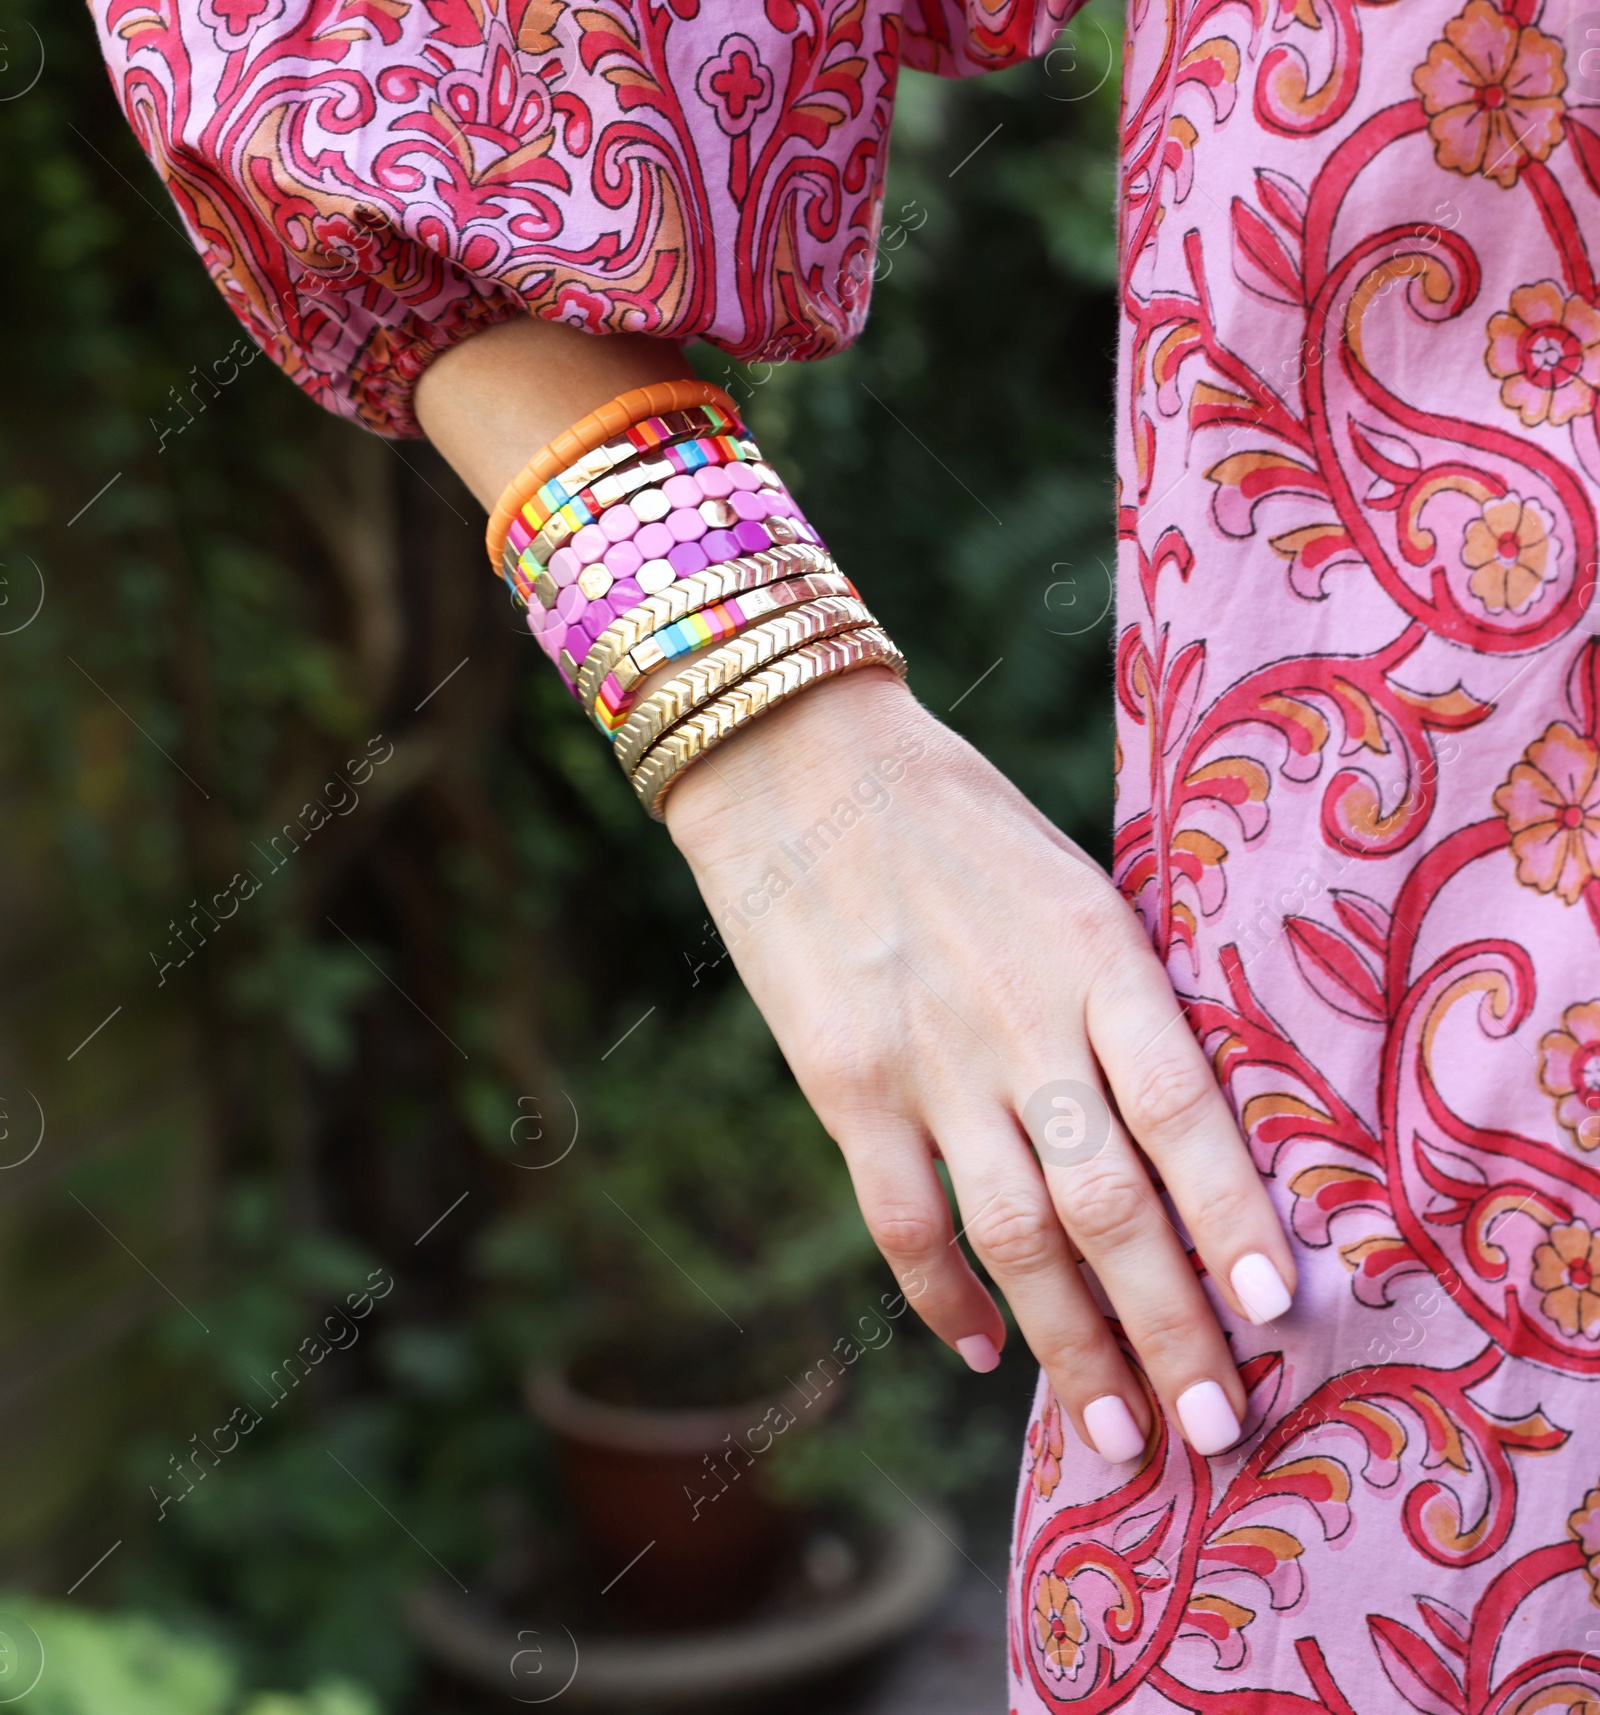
xmin=87 ymin=0 xmax=1070 ymax=435
xmin=1009 ymin=0 xmax=1600 ymax=1704
xmin=88 ymin=0 xmax=1600 ymax=1707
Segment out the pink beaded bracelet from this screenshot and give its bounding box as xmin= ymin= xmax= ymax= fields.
xmin=526 ymin=513 xmax=819 ymax=686
xmin=501 ymin=434 xmax=768 ymax=591
xmin=526 ymin=475 xmax=808 ymax=611
xmin=506 ymin=433 xmax=757 ymax=570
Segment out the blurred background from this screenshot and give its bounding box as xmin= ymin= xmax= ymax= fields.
xmin=0 ymin=4 xmax=1119 ymax=1709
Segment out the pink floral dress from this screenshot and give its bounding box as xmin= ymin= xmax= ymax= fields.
xmin=88 ymin=0 xmax=1600 ymax=1707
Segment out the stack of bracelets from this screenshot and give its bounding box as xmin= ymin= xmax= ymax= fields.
xmin=484 ymin=379 xmax=907 ymax=819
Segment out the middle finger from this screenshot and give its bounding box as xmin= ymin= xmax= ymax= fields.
xmin=1021 ymin=1070 xmax=1249 ymax=1455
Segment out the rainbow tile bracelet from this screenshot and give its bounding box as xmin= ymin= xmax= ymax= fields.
xmin=508 ymin=437 xmax=758 ymax=560
xmin=499 ymin=435 xmax=775 ymax=598
xmin=524 ymin=403 xmax=741 ymax=523
xmin=591 ymin=567 xmax=858 ymax=733
xmin=504 ymin=431 xmax=759 ymax=568
xmin=517 ymin=406 xmax=744 ymax=532
xmin=485 ymin=381 xmax=902 ymax=820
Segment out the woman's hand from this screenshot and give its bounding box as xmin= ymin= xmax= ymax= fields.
xmin=411 ymin=317 xmax=1295 ymax=1463
xmin=666 ymin=667 xmax=1296 ymax=1464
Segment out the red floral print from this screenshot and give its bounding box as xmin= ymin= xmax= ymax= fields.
xmin=88 ymin=0 xmax=1600 ymax=1704
xmin=1533 ymin=1219 xmax=1600 ymax=1337
xmin=1486 ymin=281 xmax=1600 ymax=428
xmin=696 ymin=34 xmax=775 ymax=136
xmin=1412 ymin=0 xmax=1566 ymax=188
xmin=1461 ymin=492 xmax=1557 ymax=611
xmin=1494 ymin=722 xmax=1600 ymax=905
xmin=1033 ymin=1571 xmax=1088 ymax=1681
xmin=1571 ymin=1484 xmax=1600 ymax=1601
xmin=1027 ymin=1395 xmax=1065 ymax=1501
xmin=1540 ymin=999 xmax=1600 ymax=1149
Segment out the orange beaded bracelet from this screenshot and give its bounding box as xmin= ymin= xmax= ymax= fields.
xmin=484 ymin=379 xmax=740 ymax=578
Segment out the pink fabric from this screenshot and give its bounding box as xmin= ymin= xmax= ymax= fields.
xmin=1009 ymin=0 xmax=1600 ymax=1705
xmin=87 ymin=0 xmax=1071 ymax=436
xmin=86 ymin=0 xmax=1600 ymax=1706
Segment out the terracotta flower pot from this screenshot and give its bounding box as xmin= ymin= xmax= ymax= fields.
xmin=526 ymin=1352 xmax=845 ymax=1628
xmin=407 ymin=1496 xmax=960 ymax=1708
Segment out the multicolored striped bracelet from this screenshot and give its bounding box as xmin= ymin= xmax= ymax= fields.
xmin=507 ymin=435 xmax=760 ymax=568
xmin=507 ymin=439 xmax=781 ymax=600
xmin=521 ymin=404 xmax=743 ymax=525
xmin=503 ymin=432 xmax=769 ymax=585
xmin=611 ymin=595 xmax=875 ymax=774
xmin=593 ymin=568 xmax=858 ymax=734
xmin=485 ymin=379 xmax=738 ymax=578
xmin=574 ymin=543 xmax=836 ymax=716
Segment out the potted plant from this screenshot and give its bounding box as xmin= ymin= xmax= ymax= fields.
xmin=525 ymin=1311 xmax=850 ymax=1626
xmin=470 ymin=988 xmax=972 ymax=1633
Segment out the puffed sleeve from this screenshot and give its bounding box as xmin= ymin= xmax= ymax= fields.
xmin=89 ymin=0 xmax=1075 ymax=437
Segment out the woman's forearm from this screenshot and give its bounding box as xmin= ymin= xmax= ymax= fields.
xmin=414 ymin=315 xmax=694 ymax=510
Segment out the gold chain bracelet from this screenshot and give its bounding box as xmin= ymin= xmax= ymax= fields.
xmin=576 ymin=543 xmax=835 ymax=717
xmin=628 ymin=626 xmax=908 ymax=821
xmin=611 ymin=595 xmax=872 ymax=774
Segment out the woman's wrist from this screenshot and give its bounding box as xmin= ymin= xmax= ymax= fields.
xmin=415 ymin=320 xmax=913 ymax=822
xmin=662 ymin=665 xmax=926 ymax=856
xmin=415 ymin=317 xmax=693 ymax=509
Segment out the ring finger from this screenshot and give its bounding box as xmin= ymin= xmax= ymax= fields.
xmin=938 ymin=1112 xmax=1155 ymax=1466
xmin=1021 ymin=1071 xmax=1249 ymax=1455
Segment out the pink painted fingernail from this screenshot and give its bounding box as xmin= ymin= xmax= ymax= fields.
xmin=1230 ymin=1252 xmax=1292 ymax=1325
xmin=1177 ymin=1380 xmax=1242 ymax=1455
xmin=956 ymin=1334 xmax=1000 ymax=1373
xmin=1082 ymin=1395 xmax=1146 ymax=1465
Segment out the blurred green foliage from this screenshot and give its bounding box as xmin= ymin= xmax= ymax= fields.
xmin=0 ymin=1598 xmax=376 ymax=1715
xmin=0 ymin=1 xmax=1119 ymax=1706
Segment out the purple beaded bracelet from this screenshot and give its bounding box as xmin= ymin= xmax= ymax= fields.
xmin=499 ymin=409 xmax=828 ymax=697
xmin=503 ymin=434 xmax=769 ymax=593
xmin=527 ymin=510 xmax=820 ymax=687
